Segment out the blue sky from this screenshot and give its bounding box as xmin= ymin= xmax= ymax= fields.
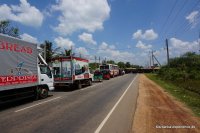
xmin=0 ymin=0 xmax=200 ymax=66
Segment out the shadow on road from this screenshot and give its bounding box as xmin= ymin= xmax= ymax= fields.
xmin=0 ymin=95 xmax=53 ymax=112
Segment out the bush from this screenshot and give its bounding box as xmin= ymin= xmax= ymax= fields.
xmin=158 ymin=52 xmax=200 ymax=96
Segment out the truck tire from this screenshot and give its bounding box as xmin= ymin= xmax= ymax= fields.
xmin=88 ymin=79 xmax=92 ymax=86
xmin=38 ymin=87 xmax=48 ymax=99
xmin=77 ymin=83 xmax=82 ymax=89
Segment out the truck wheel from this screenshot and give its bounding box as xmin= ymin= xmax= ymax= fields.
xmin=77 ymin=83 xmax=82 ymax=89
xmin=38 ymin=87 xmax=48 ymax=99
xmin=88 ymin=79 xmax=92 ymax=86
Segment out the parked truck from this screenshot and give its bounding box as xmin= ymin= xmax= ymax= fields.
xmin=99 ymin=64 xmax=119 ymax=78
xmin=0 ymin=34 xmax=54 ymax=104
xmin=52 ymin=56 xmax=93 ymax=89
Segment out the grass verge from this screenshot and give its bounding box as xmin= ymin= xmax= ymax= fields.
xmin=146 ymin=73 xmax=200 ymax=117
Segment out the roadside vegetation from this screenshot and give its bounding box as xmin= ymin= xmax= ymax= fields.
xmin=146 ymin=52 xmax=200 ymax=117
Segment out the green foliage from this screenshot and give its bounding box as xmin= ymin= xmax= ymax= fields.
xmin=65 ymin=49 xmax=71 ymax=56
xmin=158 ymin=52 xmax=200 ymax=96
xmin=106 ymin=60 xmax=116 ymax=64
xmin=117 ymin=61 xmax=125 ymax=69
xmin=132 ymin=65 xmax=143 ymax=69
xmin=40 ymin=40 xmax=61 ymax=63
xmin=159 ymin=52 xmax=200 ymax=81
xmin=125 ymin=62 xmax=131 ymax=68
xmin=89 ymin=63 xmax=99 ymax=70
xmin=0 ymin=20 xmax=19 ymax=38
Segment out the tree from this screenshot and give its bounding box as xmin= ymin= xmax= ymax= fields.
xmin=65 ymin=49 xmax=72 ymax=56
xmin=107 ymin=60 xmax=116 ymax=64
xmin=89 ymin=63 xmax=99 ymax=70
xmin=117 ymin=62 xmax=125 ymax=69
xmin=40 ymin=40 xmax=61 ymax=63
xmin=132 ymin=65 xmax=143 ymax=69
xmin=125 ymin=62 xmax=131 ymax=68
xmin=0 ymin=20 xmax=19 ymax=38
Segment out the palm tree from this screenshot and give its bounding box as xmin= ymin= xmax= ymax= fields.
xmin=0 ymin=20 xmax=19 ymax=38
xmin=40 ymin=41 xmax=61 ymax=63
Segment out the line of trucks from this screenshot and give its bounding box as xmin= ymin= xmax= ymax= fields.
xmin=0 ymin=34 xmax=122 ymax=104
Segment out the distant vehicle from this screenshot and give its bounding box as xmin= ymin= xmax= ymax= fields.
xmin=93 ymin=70 xmax=103 ymax=82
xmin=52 ymin=56 xmax=93 ymax=89
xmin=112 ymin=64 xmax=119 ymax=76
xmin=102 ymin=70 xmax=111 ymax=80
xmin=0 ymin=34 xmax=54 ymax=104
xmin=99 ymin=64 xmax=119 ymax=77
xmin=119 ymin=69 xmax=125 ymax=75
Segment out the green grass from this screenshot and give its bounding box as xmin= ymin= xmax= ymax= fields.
xmin=146 ymin=74 xmax=200 ymax=117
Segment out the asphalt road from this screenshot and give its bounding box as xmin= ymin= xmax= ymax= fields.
xmin=0 ymin=74 xmax=139 ymax=133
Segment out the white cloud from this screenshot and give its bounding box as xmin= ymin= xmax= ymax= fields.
xmin=54 ymin=37 xmax=75 ymax=49
xmin=132 ymin=29 xmax=158 ymax=40
xmin=20 ymin=33 xmax=38 ymax=44
xmin=97 ymin=42 xmax=135 ymax=63
xmin=99 ymin=42 xmax=108 ymax=50
xmin=0 ymin=0 xmax=44 ymax=27
xmin=109 ymin=45 xmax=116 ymax=49
xmin=78 ymin=32 xmax=97 ymax=45
xmin=51 ymin=0 xmax=110 ymax=35
xmin=75 ymin=47 xmax=89 ymax=55
xmin=136 ymin=41 xmax=152 ymax=50
xmin=186 ymin=11 xmax=199 ymax=28
xmin=147 ymin=38 xmax=199 ymax=66
xmin=169 ymin=38 xmax=198 ymax=56
xmin=133 ymin=30 xmax=143 ymax=40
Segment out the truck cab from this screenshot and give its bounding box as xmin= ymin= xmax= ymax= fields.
xmin=37 ymin=54 xmax=54 ymax=98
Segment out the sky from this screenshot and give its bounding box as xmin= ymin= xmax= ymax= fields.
xmin=0 ymin=0 xmax=200 ymax=67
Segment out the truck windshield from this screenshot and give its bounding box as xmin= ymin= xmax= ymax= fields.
xmin=53 ymin=67 xmax=61 ymax=78
xmin=62 ymin=61 xmax=72 ymax=78
xmin=53 ymin=61 xmax=72 ymax=78
xmin=40 ymin=65 xmax=52 ymax=78
xmin=100 ymin=65 xmax=109 ymax=70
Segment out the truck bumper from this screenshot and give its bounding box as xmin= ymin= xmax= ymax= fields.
xmin=49 ymin=86 xmax=55 ymax=91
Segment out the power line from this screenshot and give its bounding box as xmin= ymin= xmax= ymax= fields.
xmin=159 ymin=0 xmax=178 ymax=37
xmin=173 ymin=0 xmax=200 ymax=36
xmin=163 ymin=0 xmax=188 ymax=37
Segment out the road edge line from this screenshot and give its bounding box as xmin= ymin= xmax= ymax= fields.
xmin=94 ymin=74 xmax=138 ymax=133
xmin=14 ymin=96 xmax=62 ymax=113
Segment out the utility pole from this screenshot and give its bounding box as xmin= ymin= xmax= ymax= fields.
xmin=99 ymin=56 xmax=101 ymax=64
xmin=70 ymin=45 xmax=73 ymax=56
xmin=149 ymin=51 xmax=151 ymax=68
xmin=95 ymin=56 xmax=97 ymax=68
xmin=199 ymin=30 xmax=200 ymax=54
xmin=152 ymin=50 xmax=154 ymax=67
xmin=44 ymin=43 xmax=46 ymax=61
xmin=166 ymin=39 xmax=169 ymax=65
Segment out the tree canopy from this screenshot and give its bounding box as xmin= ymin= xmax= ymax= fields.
xmin=0 ymin=20 xmax=19 ymax=38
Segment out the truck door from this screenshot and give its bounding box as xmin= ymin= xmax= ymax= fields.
xmin=39 ymin=65 xmax=54 ymax=90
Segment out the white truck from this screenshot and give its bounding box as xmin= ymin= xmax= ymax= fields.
xmin=0 ymin=34 xmax=54 ymax=104
xmin=52 ymin=56 xmax=93 ymax=89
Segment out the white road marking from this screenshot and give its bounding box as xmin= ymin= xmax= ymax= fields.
xmin=80 ymin=75 xmax=127 ymax=91
xmin=14 ymin=97 xmax=62 ymax=113
xmin=79 ymin=80 xmax=106 ymax=91
xmin=94 ymin=75 xmax=138 ymax=133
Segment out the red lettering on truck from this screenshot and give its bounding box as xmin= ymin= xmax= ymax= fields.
xmin=0 ymin=40 xmax=33 ymax=54
xmin=0 ymin=75 xmax=37 ymax=86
